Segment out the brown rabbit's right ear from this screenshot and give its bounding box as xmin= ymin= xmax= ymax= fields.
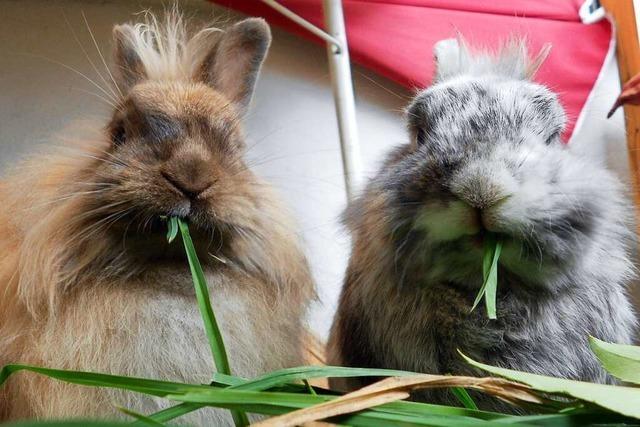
xmin=112 ymin=24 xmax=147 ymax=93
xmin=197 ymin=18 xmax=271 ymax=114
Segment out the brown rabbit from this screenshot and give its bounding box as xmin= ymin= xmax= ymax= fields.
xmin=0 ymin=11 xmax=315 ymax=425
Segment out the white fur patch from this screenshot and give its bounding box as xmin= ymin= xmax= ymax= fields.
xmin=414 ymin=200 xmax=479 ymax=242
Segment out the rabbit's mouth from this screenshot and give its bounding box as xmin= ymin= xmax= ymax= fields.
xmin=106 ymin=212 xmax=231 ymax=263
xmin=147 ymin=211 xmax=215 ymax=236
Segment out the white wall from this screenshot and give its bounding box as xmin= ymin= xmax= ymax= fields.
xmin=0 ymin=0 xmax=635 ymax=339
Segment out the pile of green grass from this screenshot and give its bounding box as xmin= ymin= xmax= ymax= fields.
xmin=2 ymin=219 xmax=640 ymax=427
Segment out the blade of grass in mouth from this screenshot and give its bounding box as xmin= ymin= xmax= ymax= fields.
xmin=166 ymin=217 xmax=179 ymax=243
xmin=170 ymin=218 xmax=249 ymax=427
xmin=470 ymin=234 xmax=502 ymax=320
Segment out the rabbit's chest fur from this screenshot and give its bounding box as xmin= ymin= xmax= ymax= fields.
xmin=5 ymin=266 xmax=298 ymax=425
xmin=335 ymin=260 xmax=635 ymax=387
xmin=382 ymin=277 xmax=632 ymax=412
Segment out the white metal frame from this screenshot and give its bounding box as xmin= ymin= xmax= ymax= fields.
xmin=259 ymin=0 xmax=362 ymax=199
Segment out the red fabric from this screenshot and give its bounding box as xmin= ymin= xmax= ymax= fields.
xmin=212 ymin=0 xmax=612 ymax=141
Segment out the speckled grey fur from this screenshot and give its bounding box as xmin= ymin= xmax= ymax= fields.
xmin=328 ymin=39 xmax=637 ymax=412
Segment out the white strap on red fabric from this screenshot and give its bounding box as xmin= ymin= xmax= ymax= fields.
xmin=580 ymin=0 xmax=606 ymax=24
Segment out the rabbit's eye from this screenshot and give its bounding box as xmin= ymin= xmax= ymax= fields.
xmin=112 ymin=123 xmax=126 ymax=147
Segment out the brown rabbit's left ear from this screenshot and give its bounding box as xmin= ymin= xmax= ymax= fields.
xmin=113 ymin=24 xmax=148 ymax=92
xmin=198 ymin=18 xmax=271 ymax=114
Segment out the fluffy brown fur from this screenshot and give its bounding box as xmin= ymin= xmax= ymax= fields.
xmin=0 ymin=11 xmax=314 ymax=425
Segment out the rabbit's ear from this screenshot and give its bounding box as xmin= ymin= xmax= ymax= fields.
xmin=197 ymin=18 xmax=271 ymax=114
xmin=433 ymin=38 xmax=465 ymax=82
xmin=112 ymin=24 xmax=147 ymax=92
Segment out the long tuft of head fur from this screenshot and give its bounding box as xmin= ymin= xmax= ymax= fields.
xmin=433 ymin=36 xmax=551 ymax=83
xmin=112 ymin=9 xmax=221 ymax=85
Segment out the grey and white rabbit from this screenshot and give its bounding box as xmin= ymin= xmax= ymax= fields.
xmin=328 ymin=38 xmax=636 ymax=411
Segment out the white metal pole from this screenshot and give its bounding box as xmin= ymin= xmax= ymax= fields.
xmin=258 ymin=0 xmax=362 ymax=199
xmin=322 ymin=0 xmax=362 ymax=200
xmin=258 ymin=0 xmax=342 ymax=49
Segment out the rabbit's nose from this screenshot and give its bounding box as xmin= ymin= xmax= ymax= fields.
xmin=452 ymin=176 xmax=511 ymax=210
xmin=457 ymin=182 xmax=506 ymax=209
xmin=451 ymin=165 xmax=515 ymax=209
xmin=162 ymin=158 xmax=213 ymax=199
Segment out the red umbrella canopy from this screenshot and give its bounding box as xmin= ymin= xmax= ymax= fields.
xmin=212 ymin=0 xmax=612 ymax=142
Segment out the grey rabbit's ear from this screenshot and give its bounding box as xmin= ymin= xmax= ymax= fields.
xmin=433 ymin=38 xmax=465 ymax=83
xmin=197 ymin=18 xmax=272 ymax=114
xmin=433 ymin=36 xmax=551 ymax=82
xmin=112 ymin=24 xmax=148 ymax=92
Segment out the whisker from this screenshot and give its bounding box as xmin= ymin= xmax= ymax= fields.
xmin=74 ymin=207 xmax=134 ymax=243
xmin=66 ymin=200 xmax=130 ymax=225
xmin=18 ymin=52 xmax=118 ymax=104
xmin=54 ymin=147 xmax=128 ymax=169
xmin=27 ymin=188 xmax=114 ymax=210
xmin=81 ymin=11 xmax=123 ymax=98
xmin=63 ymin=12 xmax=118 ymax=101
xmin=69 ymin=87 xmax=118 ymax=109
xmin=354 ymin=69 xmax=411 ymax=101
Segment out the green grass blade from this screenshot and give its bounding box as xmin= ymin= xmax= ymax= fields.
xmin=230 ymin=365 xmax=420 ymax=391
xmin=471 ymin=236 xmax=502 ymax=319
xmin=471 ymin=238 xmax=495 ymax=311
xmin=303 ymin=379 xmax=317 ymax=395
xmin=145 ymin=394 xmax=500 ymax=426
xmin=0 ymin=363 xmax=230 ymax=426
xmin=166 ymin=389 xmax=528 ymax=427
xmin=166 ymin=217 xmax=178 ymax=243
xmin=494 ymin=409 xmax=639 ymax=425
xmin=174 ymin=219 xmax=231 ymax=376
xmin=0 ymin=362 xmax=529 ymax=426
xmin=174 ymin=218 xmax=248 ymax=426
xmin=142 ymin=403 xmax=204 ymax=424
xmin=483 ymin=240 xmax=502 ymax=319
xmin=145 ymin=365 xmax=495 ymax=423
xmin=118 ymin=407 xmax=166 ymax=426
xmin=460 ymin=351 xmax=640 ymax=419
xmin=451 ymin=387 xmax=479 ymax=410
xmin=0 ymin=364 xmax=216 ymax=396
xmin=3 ymin=422 xmax=134 ymax=427
xmin=144 ymin=365 xmax=488 ymax=423
xmin=210 ymin=372 xmax=246 ymax=387
xmin=482 ymin=237 xmax=494 ymax=282
xmin=589 ymin=336 xmax=640 ymax=384
xmin=378 ymin=400 xmax=504 ymax=422
xmin=143 ymin=374 xmax=247 ymax=424
xmin=171 ymin=366 xmax=509 ymax=424
xmin=0 ymin=364 xmax=252 ymax=426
